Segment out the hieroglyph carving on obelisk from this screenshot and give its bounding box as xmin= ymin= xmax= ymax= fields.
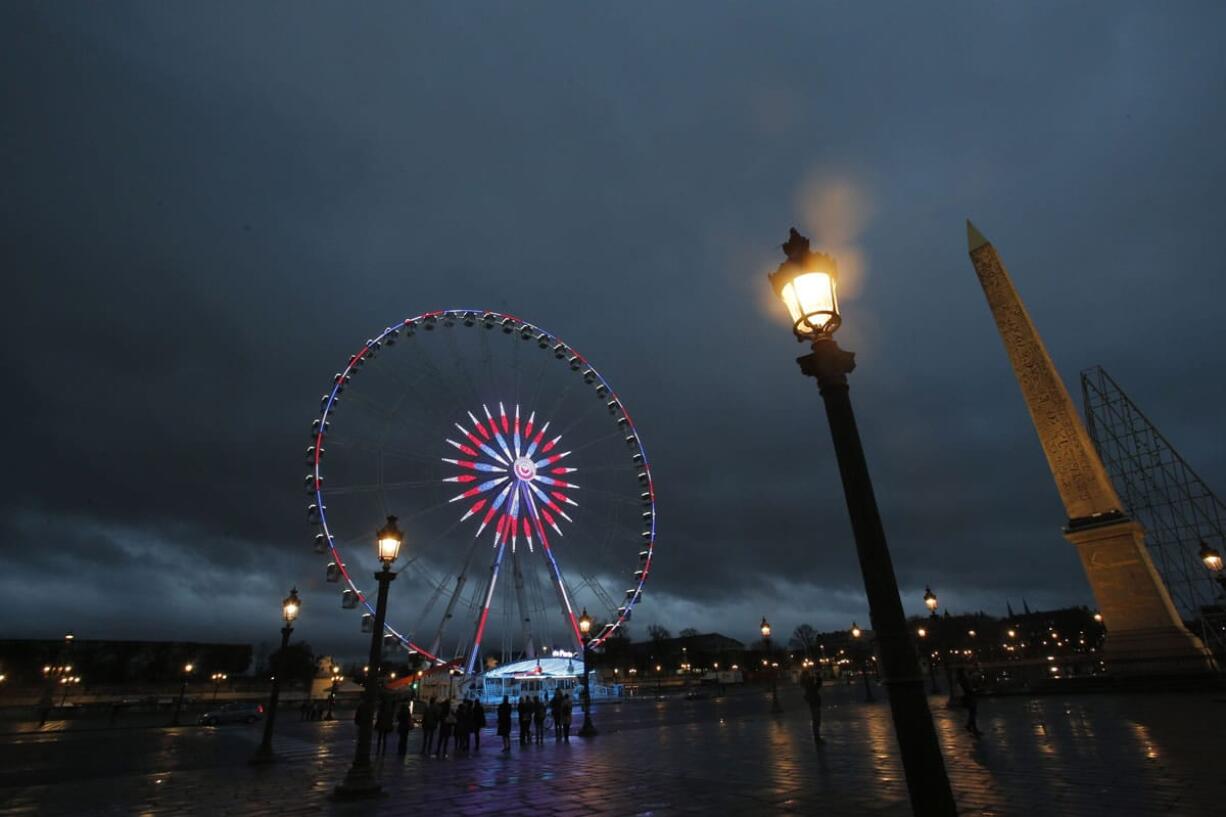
xmin=966 ymin=222 xmax=1122 ymax=521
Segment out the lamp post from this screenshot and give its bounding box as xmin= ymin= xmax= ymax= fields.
xmin=761 ymin=617 xmax=782 ymax=713
xmin=251 ymin=587 xmax=300 ymax=764
xmin=172 ymin=663 xmax=194 ymax=726
xmin=578 ymin=609 xmax=598 ymax=737
xmin=923 ymin=587 xmax=941 ymax=695
xmin=851 ymin=622 xmax=874 ymax=702
xmin=211 ymin=672 xmax=228 ymax=702
xmin=767 ymin=229 xmax=956 ymax=816
xmin=326 ymin=666 xmax=341 ymax=720
xmin=336 ymin=515 xmax=403 ymax=798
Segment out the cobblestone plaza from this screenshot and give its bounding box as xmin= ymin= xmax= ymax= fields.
xmin=2 ymin=686 xmax=1222 ymax=816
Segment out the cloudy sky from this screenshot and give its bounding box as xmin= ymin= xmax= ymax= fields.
xmin=4 ymin=2 xmax=1225 ymax=660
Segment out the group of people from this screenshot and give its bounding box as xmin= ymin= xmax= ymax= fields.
xmin=360 ymin=688 xmax=581 ymax=760
xmin=366 ymin=697 xmax=417 ymax=756
xmin=415 ymin=696 xmax=487 ymax=757
xmin=494 ymin=689 xmax=574 ymax=751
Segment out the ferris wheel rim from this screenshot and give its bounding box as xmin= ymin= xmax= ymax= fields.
xmin=308 ymin=309 xmax=656 ymax=669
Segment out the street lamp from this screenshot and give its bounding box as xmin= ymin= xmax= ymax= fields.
xmin=251 ymin=587 xmax=300 ymax=763
xmin=760 ymin=617 xmax=782 ymax=714
xmin=172 ymin=663 xmax=194 ymax=726
xmin=924 ymin=587 xmax=938 ymax=615
xmin=336 ymin=515 xmax=403 ymax=798
xmin=578 ymin=609 xmax=597 ymax=737
xmin=326 ymin=665 xmax=341 ymax=720
xmin=767 ymin=229 xmax=956 ymax=816
xmin=211 ymin=672 xmax=228 ymax=702
xmin=850 ymin=622 xmax=874 ymax=702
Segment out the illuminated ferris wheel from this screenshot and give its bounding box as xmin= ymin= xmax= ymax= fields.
xmin=306 ymin=310 xmax=656 ymax=675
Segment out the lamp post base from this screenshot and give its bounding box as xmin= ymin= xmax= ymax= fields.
xmin=770 ymin=692 xmax=783 ymax=714
xmin=248 ymin=745 xmax=276 ymax=766
xmin=333 ymin=765 xmax=383 ymax=800
xmin=579 ymin=721 xmax=598 ymax=737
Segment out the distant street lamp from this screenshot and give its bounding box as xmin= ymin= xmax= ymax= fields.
xmin=251 ymin=587 xmax=300 ymax=764
xmin=760 ymin=617 xmax=782 ymax=714
xmin=336 ymin=515 xmax=403 ymax=798
xmin=924 ymin=587 xmax=938 ymax=615
xmin=578 ymin=609 xmax=597 ymax=737
xmin=767 ymin=229 xmax=955 ymax=816
xmin=211 ymin=672 xmax=228 ymax=702
xmin=326 ymin=665 xmax=341 ymax=720
xmin=172 ymin=663 xmax=194 ymax=726
xmin=850 ymin=623 xmax=874 ymax=702
xmin=918 ymin=626 xmax=939 ymax=695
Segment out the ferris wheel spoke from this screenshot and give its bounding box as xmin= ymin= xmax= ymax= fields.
xmin=322 ymin=477 xmax=442 ymax=496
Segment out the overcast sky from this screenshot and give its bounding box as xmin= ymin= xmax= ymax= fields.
xmin=4 ymin=2 xmax=1225 ymax=661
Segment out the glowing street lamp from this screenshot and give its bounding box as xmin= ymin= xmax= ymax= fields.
xmin=767 ymin=229 xmax=955 ymax=816
xmin=337 ymin=515 xmax=404 ymax=797
xmin=251 ymin=587 xmax=300 ymax=763
xmin=172 ymin=663 xmax=194 ymax=726
xmin=850 ymin=623 xmax=862 ymax=640
xmin=924 ymin=587 xmax=939 ymax=616
xmin=578 ymin=609 xmax=597 ymax=737
xmin=377 ymin=515 xmax=404 ymax=565
xmin=759 ymin=616 xmax=781 ymax=714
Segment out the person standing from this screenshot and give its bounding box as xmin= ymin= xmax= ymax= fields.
xmin=436 ymin=699 xmax=455 ymax=757
xmin=957 ymin=668 xmax=983 ymax=738
xmin=550 ymin=689 xmax=563 ymax=741
xmin=420 ymin=696 xmax=438 ymax=755
xmin=456 ymin=699 xmax=471 ymax=753
xmin=471 ymin=697 xmax=486 ymax=752
xmin=517 ymin=696 xmax=532 ymax=746
xmin=375 ymin=696 xmax=394 ymax=755
xmin=802 ymin=671 xmax=823 ymax=746
xmin=560 ymin=692 xmax=573 ymax=743
xmin=532 ymin=695 xmax=546 ymax=745
xmin=396 ymin=701 xmax=413 ymax=756
xmin=497 ymin=696 xmax=513 ymax=752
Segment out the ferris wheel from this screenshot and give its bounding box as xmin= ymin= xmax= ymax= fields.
xmin=306 ymin=310 xmax=656 ymax=675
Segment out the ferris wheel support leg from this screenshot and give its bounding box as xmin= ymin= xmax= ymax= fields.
xmin=531 ymin=518 xmax=583 ymax=651
xmin=511 ymin=550 xmax=536 ymax=659
xmin=466 ymin=539 xmax=508 ymax=676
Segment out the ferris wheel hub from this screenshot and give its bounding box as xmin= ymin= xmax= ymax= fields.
xmin=513 ymin=456 xmax=537 ymax=482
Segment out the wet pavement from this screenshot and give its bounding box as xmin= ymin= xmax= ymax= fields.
xmin=1 ymin=685 xmax=1222 ymax=816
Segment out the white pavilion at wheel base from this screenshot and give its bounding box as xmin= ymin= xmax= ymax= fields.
xmin=468 ymin=656 xmax=622 ymax=705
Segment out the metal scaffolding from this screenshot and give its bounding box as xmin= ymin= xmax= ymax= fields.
xmin=1081 ymin=366 xmax=1226 ymax=655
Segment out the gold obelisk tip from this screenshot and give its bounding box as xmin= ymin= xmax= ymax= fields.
xmin=967 ymin=220 xmax=990 ymax=252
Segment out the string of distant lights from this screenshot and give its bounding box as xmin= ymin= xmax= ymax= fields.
xmin=307 ymin=310 xmax=656 ymax=673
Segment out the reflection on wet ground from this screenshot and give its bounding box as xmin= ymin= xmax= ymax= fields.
xmin=1 ymin=685 xmax=1222 ymax=816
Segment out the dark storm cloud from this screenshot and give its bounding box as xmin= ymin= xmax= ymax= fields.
xmin=3 ymin=1 xmax=1225 ymax=655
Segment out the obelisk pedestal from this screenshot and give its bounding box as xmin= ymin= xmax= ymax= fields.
xmin=966 ymin=221 xmax=1213 ymax=674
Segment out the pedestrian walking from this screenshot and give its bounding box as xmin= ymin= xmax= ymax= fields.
xmin=550 ymin=689 xmax=563 ymax=741
xmin=497 ymin=696 xmax=513 ymax=752
xmin=532 ymin=695 xmax=546 ymax=745
xmin=375 ymin=696 xmax=394 ymax=755
xmin=517 ymin=696 xmax=532 ymax=746
xmin=420 ymin=696 xmax=438 ymax=755
xmin=299 ymin=699 xmax=311 ymax=721
xmin=957 ymin=668 xmax=983 ymax=738
xmin=436 ymin=699 xmax=455 ymax=757
xmin=471 ymin=697 xmax=486 ymax=752
xmin=802 ymin=671 xmax=823 ymax=745
xmin=560 ymin=693 xmax=573 ymax=742
xmin=396 ymin=701 xmax=413 ymax=755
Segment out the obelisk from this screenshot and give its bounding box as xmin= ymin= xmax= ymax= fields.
xmin=966 ymin=221 xmax=1212 ymax=672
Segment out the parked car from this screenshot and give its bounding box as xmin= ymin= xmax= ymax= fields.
xmin=198 ymin=702 xmax=264 ymax=726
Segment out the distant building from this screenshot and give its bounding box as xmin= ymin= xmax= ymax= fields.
xmin=0 ymin=639 xmax=252 ymax=684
